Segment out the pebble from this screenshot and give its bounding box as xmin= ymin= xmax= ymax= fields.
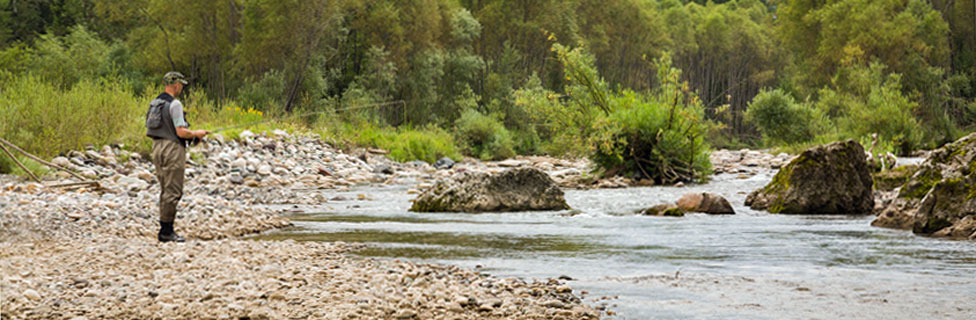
xmin=23 ymin=289 xmax=41 ymax=301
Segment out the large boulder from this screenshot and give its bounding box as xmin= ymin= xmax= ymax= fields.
xmin=872 ymin=133 xmax=976 ymax=239
xmin=745 ymin=140 xmax=873 ymax=214
xmin=410 ymin=168 xmax=570 ymax=213
xmin=676 ymin=192 xmax=735 ymax=214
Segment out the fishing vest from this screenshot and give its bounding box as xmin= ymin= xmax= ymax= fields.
xmin=145 ymin=92 xmax=190 ymax=147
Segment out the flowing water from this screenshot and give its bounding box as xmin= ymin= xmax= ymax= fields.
xmin=252 ymin=168 xmax=976 ymax=319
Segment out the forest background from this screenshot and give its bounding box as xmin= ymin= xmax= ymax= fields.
xmin=1 ymin=0 xmax=974 ymax=183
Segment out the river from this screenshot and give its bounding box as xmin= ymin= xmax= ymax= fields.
xmin=252 ymin=167 xmax=976 ymax=319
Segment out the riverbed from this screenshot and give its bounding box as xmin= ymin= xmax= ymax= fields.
xmin=253 ymin=169 xmax=976 ymax=319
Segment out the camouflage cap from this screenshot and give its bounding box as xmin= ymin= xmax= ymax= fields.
xmin=163 ymin=71 xmax=189 ymax=85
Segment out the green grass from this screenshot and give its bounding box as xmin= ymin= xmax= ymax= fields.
xmin=0 ymin=74 xmax=147 ymax=174
xmin=314 ymin=120 xmax=461 ymax=164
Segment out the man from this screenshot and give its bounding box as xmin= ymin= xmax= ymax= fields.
xmin=145 ymin=72 xmax=209 ymax=242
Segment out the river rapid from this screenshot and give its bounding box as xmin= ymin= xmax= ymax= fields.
xmin=253 ymin=167 xmax=976 ymax=319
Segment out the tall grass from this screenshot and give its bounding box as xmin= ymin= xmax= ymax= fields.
xmin=0 ymin=73 xmax=146 ymax=158
xmin=314 ymin=120 xmax=461 ymax=164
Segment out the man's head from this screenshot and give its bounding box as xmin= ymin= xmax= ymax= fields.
xmin=163 ymin=71 xmax=188 ymax=95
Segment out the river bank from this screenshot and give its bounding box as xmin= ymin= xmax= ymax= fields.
xmin=0 ymin=131 xmax=601 ymax=319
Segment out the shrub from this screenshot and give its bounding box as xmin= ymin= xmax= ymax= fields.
xmin=744 ymin=88 xmax=819 ymax=145
xmin=0 ymin=74 xmax=145 ymax=166
xmin=590 ymin=91 xmax=712 ymax=184
xmin=455 ymin=109 xmax=515 ymax=160
xmin=587 ymin=54 xmax=712 ymax=183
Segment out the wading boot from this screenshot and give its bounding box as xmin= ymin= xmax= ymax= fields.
xmin=158 ymin=221 xmax=186 ymax=243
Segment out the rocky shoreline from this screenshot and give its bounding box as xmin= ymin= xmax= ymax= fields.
xmin=1 ymin=131 xmax=603 ymax=319
xmin=0 ymin=128 xmax=809 ymax=319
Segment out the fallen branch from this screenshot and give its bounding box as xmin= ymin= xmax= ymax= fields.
xmin=0 ymin=137 xmax=89 ymax=181
xmin=0 ymin=141 xmax=41 ymax=183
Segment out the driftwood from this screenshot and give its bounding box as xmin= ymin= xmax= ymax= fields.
xmin=0 ymin=141 xmax=41 ymax=182
xmin=0 ymin=137 xmax=101 ymax=189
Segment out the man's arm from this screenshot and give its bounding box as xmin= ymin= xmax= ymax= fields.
xmin=170 ymin=100 xmax=209 ymax=139
xmin=176 ymin=126 xmax=209 ymax=139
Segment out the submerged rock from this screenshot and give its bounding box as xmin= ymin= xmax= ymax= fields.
xmin=410 ymin=168 xmax=570 ymax=213
xmin=639 ymin=204 xmax=685 ymax=217
xmin=745 ymin=140 xmax=873 ymax=214
xmin=873 ymin=133 xmax=976 ymax=239
xmin=676 ymin=192 xmax=735 ymax=214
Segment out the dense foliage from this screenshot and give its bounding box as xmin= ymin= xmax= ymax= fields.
xmin=1 ymin=0 xmax=975 ymax=177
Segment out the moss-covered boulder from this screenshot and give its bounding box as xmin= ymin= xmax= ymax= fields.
xmin=745 ymin=140 xmax=873 ymax=214
xmin=638 ymin=204 xmax=685 ymax=217
xmin=409 ymin=167 xmax=570 ymax=213
xmin=872 ymin=133 xmax=976 ymax=239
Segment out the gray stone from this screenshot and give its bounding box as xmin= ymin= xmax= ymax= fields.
xmin=746 ymin=140 xmax=873 ymax=214
xmin=410 ymin=168 xmax=570 ymax=213
xmin=229 ymin=174 xmax=244 ymax=185
xmin=434 ymin=157 xmax=455 ymax=170
xmin=239 ymin=130 xmax=256 ymax=139
xmin=231 ymin=158 xmax=247 ymax=169
xmin=52 ymin=157 xmax=71 ymax=168
xmin=408 ymin=160 xmax=430 ymax=168
xmin=118 ymin=176 xmax=149 ymax=191
xmin=257 ymin=165 xmax=273 ymax=176
xmin=373 ymin=164 xmax=395 ymax=175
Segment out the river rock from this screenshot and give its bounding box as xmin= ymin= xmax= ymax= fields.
xmin=231 ymin=158 xmax=247 ymax=169
xmin=52 ymin=156 xmax=71 ymax=168
xmin=676 ymin=192 xmax=735 ymax=214
xmin=871 ymin=133 xmax=976 ymax=239
xmin=498 ymin=159 xmax=527 ymax=168
xmin=639 ymin=204 xmax=684 ymax=217
xmin=257 ymin=165 xmax=273 ymax=176
xmin=434 ymin=157 xmax=455 ymax=170
xmin=410 ymin=168 xmax=570 ymax=212
xmin=23 ymin=289 xmax=41 ymax=301
xmin=745 ymin=140 xmax=873 ymax=214
xmin=373 ymin=164 xmax=394 ymax=175
xmin=117 ymin=176 xmax=149 ymax=191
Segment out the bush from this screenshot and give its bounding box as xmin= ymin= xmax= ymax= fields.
xmin=455 ymin=109 xmax=515 ymax=160
xmin=590 ymin=91 xmax=712 ymax=183
xmin=744 ymin=88 xmax=819 ymax=145
xmin=0 ymin=74 xmax=145 ymax=166
xmin=587 ymin=54 xmax=712 ymax=183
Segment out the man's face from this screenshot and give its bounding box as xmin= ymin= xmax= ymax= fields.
xmin=173 ymin=82 xmax=184 ymax=96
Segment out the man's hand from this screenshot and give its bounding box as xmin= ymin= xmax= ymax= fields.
xmin=195 ymin=130 xmax=210 ymax=138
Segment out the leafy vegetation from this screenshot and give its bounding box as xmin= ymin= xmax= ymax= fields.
xmin=1 ymin=0 xmax=975 ymax=180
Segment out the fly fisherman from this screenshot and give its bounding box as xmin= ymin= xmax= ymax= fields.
xmin=145 ymin=72 xmax=209 ymax=242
